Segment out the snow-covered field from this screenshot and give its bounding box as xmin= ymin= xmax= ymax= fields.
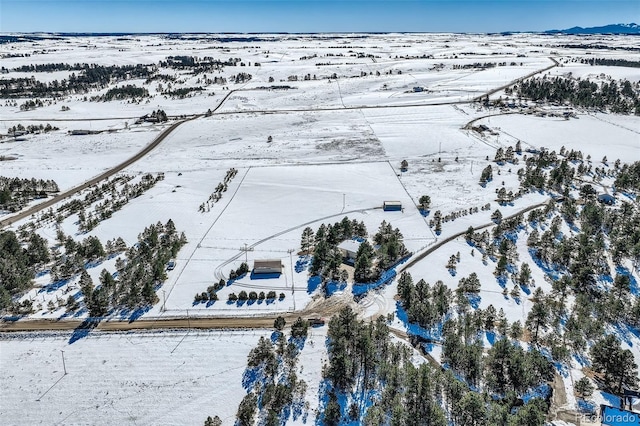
xmin=1 ymin=329 xmax=273 ymax=425
xmin=1 ymin=32 xmax=639 ymax=425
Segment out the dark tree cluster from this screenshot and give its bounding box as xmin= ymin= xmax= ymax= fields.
xmin=322 ymin=307 xmax=551 ymax=426
xmin=350 ymin=221 xmax=408 ymax=283
xmin=396 ymin=271 xmax=452 ymax=330
xmin=513 ymin=76 xmax=639 ymax=114
xmin=81 ymin=220 xmax=187 ymax=316
xmin=0 ymin=229 xmax=50 ymax=312
xmin=0 ymin=63 xmax=156 ymax=98
xmin=97 ymin=85 xmax=149 ymax=101
xmin=160 ymin=55 xmax=242 ymax=74
xmin=372 ymin=220 xmax=409 ymax=271
xmin=0 ymin=176 xmax=59 ymax=212
xmin=615 ymin=161 xmax=640 ymax=193
xmin=162 ymin=86 xmax=203 ymax=98
xmin=308 ymin=217 xmax=367 ymax=282
xmin=235 ymin=323 xmax=308 ymax=425
xmin=6 ymin=122 xmax=58 ymax=135
xmin=582 ymin=57 xmax=640 ymax=68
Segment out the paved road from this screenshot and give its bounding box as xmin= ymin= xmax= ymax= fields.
xmin=0 ymin=89 xmax=237 ymax=230
xmin=0 ymin=119 xmax=188 ymax=229
xmin=472 ymin=56 xmax=559 ymax=102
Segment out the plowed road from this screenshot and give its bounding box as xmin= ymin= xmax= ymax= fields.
xmin=0 ymin=316 xmax=300 ymax=332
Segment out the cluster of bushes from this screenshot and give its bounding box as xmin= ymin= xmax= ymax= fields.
xmin=227 ymin=290 xmax=282 ymax=303
xmin=194 ymin=279 xmax=226 ymax=303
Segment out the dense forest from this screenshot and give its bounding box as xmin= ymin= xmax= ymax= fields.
xmin=320 ymin=307 xmax=553 ymax=425
xmin=466 ymin=146 xmax=640 ymax=395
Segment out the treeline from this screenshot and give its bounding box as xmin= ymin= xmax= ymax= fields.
xmin=511 ymin=76 xmax=639 ymax=114
xmin=0 ymin=63 xmax=155 ymax=98
xmin=7 ymin=123 xmax=58 ymax=135
xmin=13 ymin=62 xmax=89 ymax=72
xmin=162 ymin=86 xmax=203 ymax=98
xmin=79 ymin=220 xmax=187 ymax=316
xmin=582 ymin=58 xmax=640 ymax=68
xmin=0 ymin=176 xmax=59 ymax=212
xmin=321 ymin=306 xmax=552 ymax=425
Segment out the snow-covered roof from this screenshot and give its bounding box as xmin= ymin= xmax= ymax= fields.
xmin=338 ymin=239 xmax=362 ymax=255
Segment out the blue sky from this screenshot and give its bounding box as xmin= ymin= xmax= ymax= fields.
xmin=1 ymin=0 xmax=638 ymax=33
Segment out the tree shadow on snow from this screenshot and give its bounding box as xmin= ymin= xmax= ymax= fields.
xmin=68 ymin=318 xmax=99 ymax=344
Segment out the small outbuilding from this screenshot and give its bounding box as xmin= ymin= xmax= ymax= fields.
xmin=383 ymin=201 xmax=402 ymax=211
xmin=253 ymin=259 xmax=283 ymax=275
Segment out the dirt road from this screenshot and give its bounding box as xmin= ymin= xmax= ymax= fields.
xmin=0 ymin=314 xmax=306 ymax=332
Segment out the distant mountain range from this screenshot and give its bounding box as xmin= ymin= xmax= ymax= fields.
xmin=545 ymin=23 xmax=640 ymax=35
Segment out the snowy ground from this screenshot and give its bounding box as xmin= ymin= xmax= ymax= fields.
xmin=0 ymin=326 xmax=329 ymax=426
xmin=0 ymin=329 xmax=273 ymax=426
xmin=1 ymin=32 xmax=639 ymax=425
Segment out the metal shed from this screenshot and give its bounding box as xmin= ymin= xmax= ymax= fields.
xmin=383 ymin=201 xmax=402 ymax=211
xmin=253 ymin=259 xmax=283 ymax=274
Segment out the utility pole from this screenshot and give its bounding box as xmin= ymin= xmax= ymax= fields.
xmin=61 ymin=350 xmax=67 ymax=375
xmin=240 ymin=243 xmax=254 ymax=264
xmin=162 ymin=290 xmax=166 ymax=312
xmin=288 ymin=249 xmax=296 ymax=311
xmin=343 ymin=193 xmax=345 ymax=211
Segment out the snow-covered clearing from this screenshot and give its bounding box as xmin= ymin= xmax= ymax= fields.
xmin=0 ymin=329 xmax=272 ymax=425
